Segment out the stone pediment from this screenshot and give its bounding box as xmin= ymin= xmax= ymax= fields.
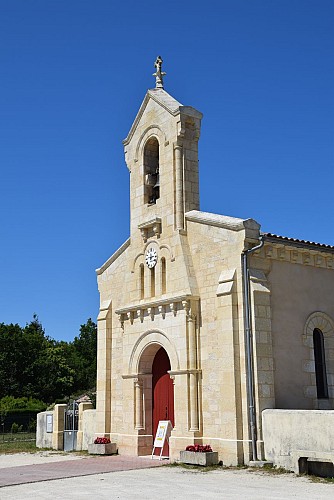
xmin=123 ymin=89 xmax=202 ymax=147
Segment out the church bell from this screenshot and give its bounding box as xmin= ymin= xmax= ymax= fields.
xmin=153 ymin=173 xmax=160 ymax=189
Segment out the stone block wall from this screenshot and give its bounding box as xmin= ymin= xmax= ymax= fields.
xmin=36 ymin=411 xmax=54 ymax=449
xmin=262 ymin=409 xmax=334 ymax=472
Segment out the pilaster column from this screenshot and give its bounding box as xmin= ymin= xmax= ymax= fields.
xmin=52 ymin=404 xmax=66 ymax=450
xmin=169 ymin=375 xmax=176 ymax=431
xmin=183 ymin=300 xmax=199 ymax=431
xmin=134 ymin=378 xmax=144 ymax=430
xmin=174 ymin=144 xmax=184 ymax=231
xmin=77 ymin=401 xmax=93 ymax=450
xmin=96 ymin=304 xmax=112 ymax=436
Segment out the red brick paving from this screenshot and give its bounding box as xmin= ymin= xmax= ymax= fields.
xmin=0 ymin=455 xmax=168 ymax=487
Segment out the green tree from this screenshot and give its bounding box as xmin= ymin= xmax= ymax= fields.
xmin=0 ymin=396 xmax=46 ymax=411
xmin=70 ymin=318 xmax=97 ymax=393
xmin=0 ymin=322 xmax=24 ymax=397
xmin=35 ymin=343 xmax=75 ymax=402
xmin=0 ymin=316 xmax=75 ymax=403
xmin=0 ymin=316 xmax=97 ymax=404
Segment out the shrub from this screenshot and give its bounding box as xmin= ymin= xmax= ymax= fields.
xmin=27 ymin=418 xmax=37 ymax=432
xmin=11 ymin=422 xmax=19 ymax=433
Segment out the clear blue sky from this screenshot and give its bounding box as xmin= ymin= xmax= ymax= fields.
xmin=1 ymin=1 xmax=333 ymax=341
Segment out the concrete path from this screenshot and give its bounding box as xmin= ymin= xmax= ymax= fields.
xmin=0 ymin=453 xmax=333 ymax=499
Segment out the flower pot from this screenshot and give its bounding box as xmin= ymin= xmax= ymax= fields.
xmin=88 ymin=442 xmax=117 ymax=455
xmin=180 ymin=450 xmax=219 ymax=466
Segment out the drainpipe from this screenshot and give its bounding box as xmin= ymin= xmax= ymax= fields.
xmin=242 ymin=236 xmax=264 ymax=462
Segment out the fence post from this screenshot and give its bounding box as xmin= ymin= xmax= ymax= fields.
xmin=52 ymin=404 xmax=67 ymax=450
xmin=76 ymin=402 xmax=93 ymax=451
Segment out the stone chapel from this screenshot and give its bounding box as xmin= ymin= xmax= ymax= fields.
xmin=37 ymin=58 xmax=334 ymax=469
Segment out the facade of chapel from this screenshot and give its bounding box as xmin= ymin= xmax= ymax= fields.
xmin=91 ymin=60 xmax=334 ymax=465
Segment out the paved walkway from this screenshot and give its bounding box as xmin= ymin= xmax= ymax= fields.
xmin=1 ymin=463 xmax=334 ymax=499
xmin=1 ymin=453 xmax=334 ymax=499
xmin=0 ymin=454 xmax=167 ymax=487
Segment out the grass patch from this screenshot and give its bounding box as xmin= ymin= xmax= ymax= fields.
xmin=0 ymin=433 xmax=45 ymax=454
xmin=299 ymin=473 xmax=334 ymax=484
xmin=0 ymin=432 xmax=36 ymax=442
xmin=247 ymin=464 xmax=292 ymax=475
xmin=262 ymin=465 xmax=291 ymax=474
xmin=168 ymin=461 xmax=224 ymax=473
xmin=0 ymin=440 xmax=38 ymax=454
xmin=170 ymin=460 xmax=334 ymax=483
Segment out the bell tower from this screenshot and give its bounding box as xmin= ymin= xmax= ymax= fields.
xmin=123 ymin=57 xmax=203 ymax=244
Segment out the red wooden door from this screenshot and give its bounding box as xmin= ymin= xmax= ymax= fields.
xmin=152 ymin=347 xmax=174 ymax=456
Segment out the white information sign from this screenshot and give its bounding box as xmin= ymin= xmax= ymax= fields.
xmin=46 ymin=414 xmax=53 ymax=433
xmin=152 ymin=420 xmax=172 ymax=459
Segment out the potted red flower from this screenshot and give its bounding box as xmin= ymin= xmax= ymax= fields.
xmin=88 ymin=436 xmax=117 ymax=455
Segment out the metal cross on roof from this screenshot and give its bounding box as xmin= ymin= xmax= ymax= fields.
xmin=153 ymin=56 xmax=166 ymax=89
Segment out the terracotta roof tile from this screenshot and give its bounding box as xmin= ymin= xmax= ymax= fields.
xmin=263 ymin=233 xmax=334 ymax=250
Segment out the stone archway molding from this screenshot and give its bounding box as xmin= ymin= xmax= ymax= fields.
xmin=302 ymin=311 xmax=334 ymax=407
xmin=303 ymin=311 xmax=334 ymax=342
xmin=128 ymin=329 xmax=180 ymax=375
xmin=132 ymin=241 xmax=175 ymax=273
xmin=135 ymin=125 xmax=166 ymax=163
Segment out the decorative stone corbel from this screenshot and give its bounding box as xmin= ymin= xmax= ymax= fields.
xmin=291 ymin=250 xmax=299 ymax=263
xmin=158 ymin=305 xmax=165 ymax=319
xmin=153 ymin=223 xmax=160 ymax=239
xmin=138 ymin=218 xmax=162 ymax=241
xmin=137 ymin=309 xmax=144 ymax=323
xmin=265 ymin=246 xmax=273 ymax=258
xmin=170 ymin=302 xmax=177 ymax=316
xmin=140 ymin=228 xmax=147 ymax=243
xmin=182 ymin=300 xmax=190 ymax=317
xmin=119 ymin=314 xmax=125 ymax=330
xmin=315 ymin=255 xmax=324 ymax=267
xmin=277 ymin=248 xmax=286 ymax=260
xmin=327 ymin=257 xmax=334 ymax=269
xmin=147 ymin=307 xmax=154 ymax=321
xmin=303 ymin=252 xmax=311 ymax=265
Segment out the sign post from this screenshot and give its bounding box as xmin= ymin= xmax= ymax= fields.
xmin=152 ymin=420 xmax=172 ymax=460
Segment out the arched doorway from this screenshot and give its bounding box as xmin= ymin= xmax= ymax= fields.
xmin=152 ymin=347 xmax=174 ymax=456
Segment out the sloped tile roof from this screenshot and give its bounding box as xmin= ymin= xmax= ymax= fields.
xmin=263 ymin=233 xmax=334 ymax=251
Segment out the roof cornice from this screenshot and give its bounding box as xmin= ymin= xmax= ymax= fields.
xmin=263 ymin=233 xmax=334 ymax=253
xmin=96 ymin=238 xmax=131 ymax=275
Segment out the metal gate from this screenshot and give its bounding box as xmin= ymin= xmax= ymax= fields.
xmin=63 ymin=400 xmax=79 ymax=451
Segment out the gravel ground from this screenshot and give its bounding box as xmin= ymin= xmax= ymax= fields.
xmin=0 ymin=453 xmax=333 ymax=499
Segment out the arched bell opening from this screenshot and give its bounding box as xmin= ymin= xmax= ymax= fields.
xmin=143 ymin=137 xmax=160 ymax=205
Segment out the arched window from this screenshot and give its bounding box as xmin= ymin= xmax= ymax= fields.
xmin=150 ymin=267 xmax=155 ymax=297
xmin=144 ymin=137 xmax=160 ymax=205
xmin=139 ymin=264 xmax=144 ymax=299
xmin=313 ymin=328 xmax=328 ymax=399
xmin=161 ymin=257 xmax=166 ymax=294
